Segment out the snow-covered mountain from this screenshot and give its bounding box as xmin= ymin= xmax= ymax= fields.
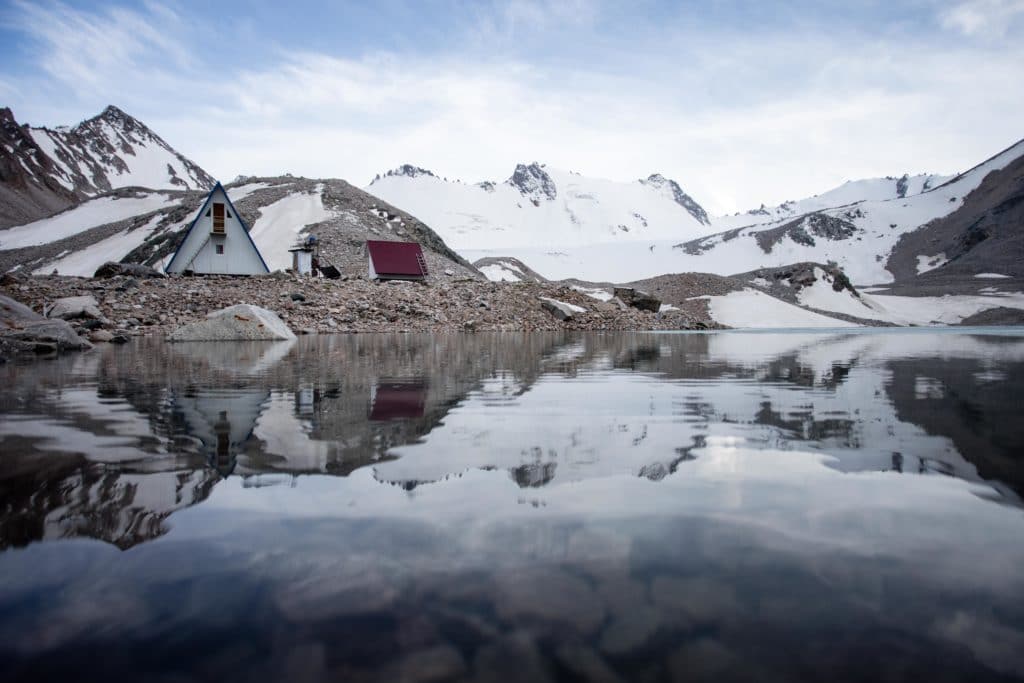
xmin=458 ymin=140 xmax=1024 ymax=286
xmin=0 ymin=105 xmax=212 ymax=228
xmin=711 ymin=172 xmax=953 ymax=232
xmin=365 ymin=162 xmax=713 ymax=250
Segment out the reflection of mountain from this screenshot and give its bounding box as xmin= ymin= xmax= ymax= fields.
xmin=0 ymin=450 xmax=218 ymax=551
xmin=371 ymin=332 xmax=1024 ymax=502
xmin=885 ymin=352 xmax=1024 ymax=496
xmin=1 ymin=330 xmax=1022 ymax=551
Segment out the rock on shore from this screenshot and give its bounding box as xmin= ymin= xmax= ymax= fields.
xmin=1 ymin=293 xmax=92 ymax=356
xmin=168 ymin=304 xmax=297 ymax=342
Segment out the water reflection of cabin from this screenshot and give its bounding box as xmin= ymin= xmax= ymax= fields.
xmin=170 ymin=390 xmax=269 ymax=477
xmin=370 ymin=380 xmax=427 ymax=420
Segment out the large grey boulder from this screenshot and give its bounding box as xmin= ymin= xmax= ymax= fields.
xmin=47 ymin=295 xmax=105 ymax=321
xmin=3 ymin=320 xmax=93 ymax=353
xmin=0 ymin=294 xmax=42 ymax=329
xmin=1 ymin=294 xmax=92 ymax=354
xmin=168 ymin=304 xmax=296 ymax=342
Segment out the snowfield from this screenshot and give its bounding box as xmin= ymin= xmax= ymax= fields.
xmin=0 ymin=194 xmax=176 ymax=250
xmin=33 ymin=214 xmax=171 ymax=276
xmin=701 ymin=289 xmax=858 ymax=329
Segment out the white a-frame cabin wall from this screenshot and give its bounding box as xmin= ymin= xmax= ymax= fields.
xmin=166 ymin=184 xmax=269 ymax=275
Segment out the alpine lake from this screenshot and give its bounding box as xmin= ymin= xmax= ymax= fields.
xmin=1 ymin=329 xmax=1023 ymax=682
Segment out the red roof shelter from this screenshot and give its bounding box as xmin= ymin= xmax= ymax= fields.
xmin=367 ymin=240 xmax=428 ymax=281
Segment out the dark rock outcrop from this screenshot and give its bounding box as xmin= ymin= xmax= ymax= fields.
xmin=613 ymin=287 xmax=661 ymax=312
xmin=640 ymin=174 xmax=710 ymax=225
xmin=754 ymin=213 xmax=859 ymax=253
xmin=886 ymin=138 xmax=1024 ymax=283
xmin=508 ymin=163 xmax=557 ymax=202
xmin=94 ymin=262 xmax=166 ymax=279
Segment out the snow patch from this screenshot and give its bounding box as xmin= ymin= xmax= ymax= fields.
xmin=976 ymin=273 xmax=1011 ymax=279
xmin=870 ymin=293 xmax=1024 ymax=325
xmin=227 ymin=182 xmax=271 ymax=202
xmin=700 ymin=289 xmax=856 ymax=329
xmin=916 ymin=254 xmax=949 ymax=274
xmin=539 ymin=296 xmax=587 ymax=314
xmin=571 ymin=285 xmax=613 ymax=301
xmin=796 ymin=268 xmax=893 ymax=322
xmin=249 ymin=185 xmax=334 ymax=271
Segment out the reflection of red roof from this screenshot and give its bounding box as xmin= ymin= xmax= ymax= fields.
xmin=367 ymin=240 xmax=427 ymax=277
xmin=370 ymin=382 xmax=426 ymax=420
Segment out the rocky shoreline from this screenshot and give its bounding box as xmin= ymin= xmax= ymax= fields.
xmin=0 ymin=271 xmax=719 ymax=357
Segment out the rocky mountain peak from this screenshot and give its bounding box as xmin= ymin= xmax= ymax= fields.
xmin=374 ymin=164 xmax=437 ymax=183
xmin=0 ymin=105 xmax=213 ymax=228
xmin=896 ymin=173 xmax=910 ymax=198
xmin=508 ymin=162 xmax=556 ymax=203
xmin=639 ymin=173 xmax=710 ymax=225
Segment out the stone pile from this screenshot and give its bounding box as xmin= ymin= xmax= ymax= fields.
xmin=1 ymin=272 xmax=719 ymax=347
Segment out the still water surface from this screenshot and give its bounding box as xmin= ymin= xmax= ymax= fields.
xmin=1 ymin=330 xmax=1023 ymax=681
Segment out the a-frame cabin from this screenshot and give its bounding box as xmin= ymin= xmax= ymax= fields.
xmin=165 ymin=182 xmax=270 ymax=275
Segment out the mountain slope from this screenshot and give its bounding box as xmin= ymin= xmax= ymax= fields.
xmin=0 ymin=105 xmax=213 ymax=228
xmin=711 ymin=172 xmax=952 ymax=232
xmin=0 ymin=177 xmax=480 ymax=280
xmin=885 ymin=146 xmax=1024 ymax=284
xmin=365 ymin=163 xmax=713 ymax=250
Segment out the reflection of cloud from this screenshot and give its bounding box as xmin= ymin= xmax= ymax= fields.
xmin=932 ymin=610 xmax=1024 ymax=676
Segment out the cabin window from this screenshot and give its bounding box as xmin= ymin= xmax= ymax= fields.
xmin=212 ymin=203 xmax=225 ymax=233
xmin=215 ymin=244 xmax=224 ymax=254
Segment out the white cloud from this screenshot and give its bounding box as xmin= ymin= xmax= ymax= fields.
xmin=941 ymin=0 xmax=1024 ymax=37
xmin=5 ymin=1 xmax=1024 ymax=214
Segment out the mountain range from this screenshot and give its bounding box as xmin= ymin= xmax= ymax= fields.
xmin=364 ymin=144 xmax=1023 ymax=288
xmin=1 ymin=104 xmax=1022 ymax=328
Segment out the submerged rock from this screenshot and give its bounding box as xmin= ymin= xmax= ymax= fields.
xmin=168 ymin=304 xmax=296 ymax=342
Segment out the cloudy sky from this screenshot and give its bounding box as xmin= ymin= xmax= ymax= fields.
xmin=1 ymin=0 xmax=1022 ymax=214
